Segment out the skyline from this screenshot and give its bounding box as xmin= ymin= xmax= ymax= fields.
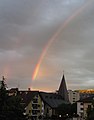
xmin=0 ymin=0 xmax=94 ymax=91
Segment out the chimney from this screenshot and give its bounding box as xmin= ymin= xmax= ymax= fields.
xmin=28 ymin=88 xmax=31 ymax=91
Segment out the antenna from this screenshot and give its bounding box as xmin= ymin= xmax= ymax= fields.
xmin=17 ymin=80 xmax=20 ymax=90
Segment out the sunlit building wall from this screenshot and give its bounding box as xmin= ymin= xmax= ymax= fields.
xmin=68 ymin=90 xmax=80 ymax=104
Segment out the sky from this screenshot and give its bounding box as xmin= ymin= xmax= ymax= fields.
xmin=0 ymin=0 xmax=94 ymax=92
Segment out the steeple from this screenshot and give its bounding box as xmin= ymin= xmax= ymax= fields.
xmin=58 ymin=74 xmax=69 ymax=102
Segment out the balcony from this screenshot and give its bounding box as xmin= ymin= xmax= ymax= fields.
xmin=32 ymin=110 xmax=40 ymax=116
xmin=32 ymin=104 xmax=40 ymax=111
xmin=32 ymin=99 xmax=38 ymax=104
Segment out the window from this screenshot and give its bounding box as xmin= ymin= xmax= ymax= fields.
xmin=35 ymin=95 xmax=38 ymax=99
xmin=88 ymin=105 xmax=91 ymax=109
xmin=80 ymin=103 xmax=83 ymax=105
xmin=50 ymin=96 xmax=52 ymax=99
xmin=33 ymin=98 xmax=38 ymax=103
xmin=32 ymin=104 xmax=38 ymax=109
xmin=37 ymin=110 xmax=40 ymax=113
xmin=38 ymin=105 xmax=40 ymax=107
xmin=81 ymin=108 xmax=83 ymax=110
xmin=32 ymin=110 xmax=37 ymax=115
xmin=29 ymin=110 xmax=31 ymax=113
xmin=47 ymin=108 xmax=49 ymax=113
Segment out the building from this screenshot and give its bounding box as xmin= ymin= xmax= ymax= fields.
xmin=68 ymin=90 xmax=80 ymax=104
xmin=18 ymin=74 xmax=69 ymax=119
xmin=58 ymin=74 xmax=69 ymax=102
xmin=39 ymin=92 xmax=68 ymax=117
xmin=19 ymin=91 xmax=42 ymax=120
xmin=8 ymin=88 xmax=18 ymax=96
xmin=39 ymin=74 xmax=69 ymax=118
xmin=76 ymin=89 xmax=94 ymax=100
xmin=77 ymin=96 xmax=94 ymax=119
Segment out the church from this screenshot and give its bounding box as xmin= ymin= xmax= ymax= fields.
xmin=39 ymin=74 xmax=69 ymax=117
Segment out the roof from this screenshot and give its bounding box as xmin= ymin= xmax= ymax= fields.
xmin=40 ymin=92 xmax=69 ymax=109
xmin=9 ymin=88 xmax=18 ymax=93
xmin=78 ymin=96 xmax=94 ymax=103
xmin=18 ymin=91 xmax=39 ymax=107
xmin=58 ymin=74 xmax=69 ymax=102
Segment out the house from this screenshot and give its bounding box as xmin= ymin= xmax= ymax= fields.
xmin=19 ymin=91 xmax=42 ymax=120
xmin=8 ymin=88 xmax=18 ymax=96
xmin=77 ymin=96 xmax=94 ymax=119
xmin=68 ymin=90 xmax=80 ymax=104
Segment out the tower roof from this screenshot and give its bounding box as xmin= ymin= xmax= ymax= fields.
xmin=58 ymin=74 xmax=69 ymax=102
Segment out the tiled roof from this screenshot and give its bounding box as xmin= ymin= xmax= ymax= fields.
xmin=40 ymin=92 xmax=69 ymax=109
xmin=19 ymin=91 xmax=39 ymax=107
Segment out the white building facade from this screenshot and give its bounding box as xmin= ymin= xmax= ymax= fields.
xmin=77 ymin=102 xmax=84 ymax=117
xmin=68 ymin=90 xmax=80 ymax=104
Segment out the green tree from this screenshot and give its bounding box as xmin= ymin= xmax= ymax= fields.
xmin=56 ymin=103 xmax=71 ymax=117
xmin=87 ymin=103 xmax=94 ymax=120
xmin=70 ymin=103 xmax=77 ymax=117
xmin=0 ymin=78 xmax=27 ymax=120
xmin=56 ymin=102 xmax=78 ymax=118
xmin=0 ymin=78 xmax=8 ymax=118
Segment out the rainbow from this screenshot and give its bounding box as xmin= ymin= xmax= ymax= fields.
xmin=32 ymin=0 xmax=91 ymax=80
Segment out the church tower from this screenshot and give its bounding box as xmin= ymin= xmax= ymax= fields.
xmin=58 ymin=74 xmax=69 ymax=102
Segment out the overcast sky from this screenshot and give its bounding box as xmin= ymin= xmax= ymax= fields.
xmin=0 ymin=0 xmax=94 ymax=92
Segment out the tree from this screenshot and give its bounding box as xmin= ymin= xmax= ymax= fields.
xmin=0 ymin=77 xmax=27 ymax=120
xmin=70 ymin=103 xmax=77 ymax=117
xmin=87 ymin=103 xmax=94 ymax=120
xmin=0 ymin=77 xmax=8 ymax=119
xmin=56 ymin=103 xmax=71 ymax=117
xmin=56 ymin=102 xmax=78 ymax=118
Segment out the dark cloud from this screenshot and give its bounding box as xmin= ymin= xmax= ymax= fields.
xmin=0 ymin=0 xmax=94 ymax=91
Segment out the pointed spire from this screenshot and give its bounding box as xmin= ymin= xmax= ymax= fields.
xmin=58 ymin=74 xmax=69 ymax=102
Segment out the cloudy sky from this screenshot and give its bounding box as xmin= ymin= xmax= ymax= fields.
xmin=0 ymin=0 xmax=94 ymax=92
